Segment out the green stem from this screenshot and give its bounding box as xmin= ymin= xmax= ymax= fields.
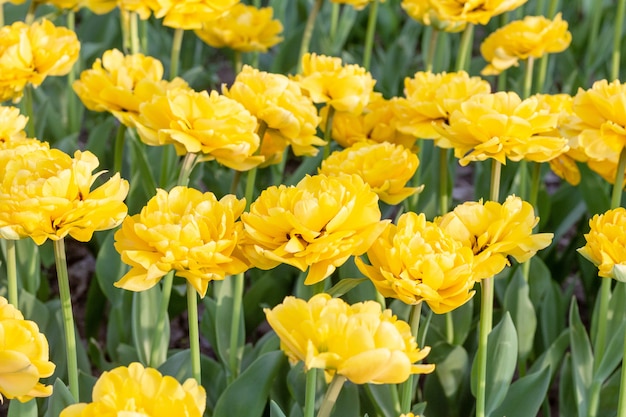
xmin=231 ymin=170 xmax=243 ymax=196
xmin=0 ymin=3 xmax=4 ymax=27
xmin=228 ymin=272 xmax=245 ymax=383
xmin=362 ymin=0 xmax=379 ymax=70
xmin=170 ymin=28 xmax=184 ymax=79
xmin=297 ymin=0 xmax=324 ymax=73
xmin=304 ymin=369 xmax=318 ymax=417
xmin=547 ymin=0 xmax=560 ymax=16
xmin=24 ymin=85 xmax=35 ymax=138
xmin=234 ymin=51 xmax=243 ymax=74
xmin=5 ymin=239 xmax=18 ymax=307
xmin=187 ymin=282 xmax=201 ymax=383
xmin=244 ymin=121 xmax=268 ymax=208
xmin=54 ymin=239 xmax=79 ymax=400
xmin=591 ymin=147 xmax=626 ymax=416
xmin=535 ymin=0 xmax=545 ymax=14
xmin=425 ymin=28 xmax=440 ymax=72
xmin=535 ymin=0 xmax=559 ymax=93
xmin=522 ymin=162 xmax=542 ymax=282
xmin=24 ymin=0 xmax=37 ymax=24
xmin=322 ymin=106 xmax=336 ymax=160
xmin=130 ymin=11 xmax=140 ymax=54
xmin=149 ymin=271 xmax=173 ymax=366
xmin=586 ymin=0 xmax=603 ymax=71
xmin=455 ymin=23 xmax=474 ymax=72
xmin=475 ymin=277 xmax=494 ymax=417
xmin=613 ymin=0 xmax=626 ymax=81
xmin=140 ymin=17 xmax=148 ymax=53
xmin=490 ymin=160 xmax=502 ymax=202
xmin=616 ymin=307 xmax=626 ymax=417
xmin=329 ymin=2 xmax=339 ymax=48
xmin=588 ymin=379 xmax=603 ymax=417
xmin=439 ymin=148 xmax=449 ymax=214
xmin=113 ymin=123 xmax=127 ymax=175
xmin=67 ymin=11 xmax=79 ymax=135
xmin=445 ymin=310 xmax=454 ymax=344
xmin=317 ymin=374 xmax=347 ymax=417
xmin=177 ymin=152 xmax=197 ymax=187
xmin=400 ymin=304 xmax=422 ymax=412
xmin=522 ymin=57 xmax=534 ymax=99
xmin=121 ymin=9 xmax=131 ymax=53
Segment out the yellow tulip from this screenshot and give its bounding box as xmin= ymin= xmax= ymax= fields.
xmin=436 ymin=195 xmax=553 ymax=279
xmin=264 ymin=294 xmax=434 ymax=384
xmin=223 ymin=65 xmax=324 ymax=166
xmin=240 ymin=174 xmax=389 ymax=285
xmin=153 ymin=0 xmax=238 ymax=30
xmin=320 ymin=141 xmax=422 ymax=205
xmin=481 ymin=13 xmax=572 ymax=75
xmin=356 ymin=212 xmax=476 ymax=314
xmin=578 ymin=208 xmax=626 ymax=281
xmin=0 ymin=19 xmax=79 ymax=102
xmin=73 ymin=48 xmax=189 ymax=128
xmin=435 ymin=91 xmax=569 ymax=165
xmin=401 ymin=0 xmax=466 ymax=32
xmin=394 ymin=71 xmax=491 ymax=142
xmin=135 ymin=88 xmax=264 ymax=171
xmin=60 ymin=362 xmax=205 ymax=416
xmin=0 ymin=106 xmax=28 ymax=142
xmin=329 ymin=0 xmax=386 ymax=10
xmin=297 ymin=53 xmax=376 ymax=115
xmin=194 ymin=3 xmax=283 ymax=53
xmin=431 ymin=0 xmax=528 ymax=25
xmin=114 ymin=186 xmax=249 ymax=297
xmin=0 ymin=296 xmax=54 ymax=402
xmin=0 ymin=149 xmax=129 ymax=245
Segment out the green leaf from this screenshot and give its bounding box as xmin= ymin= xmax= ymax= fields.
xmin=15 ymin=238 xmax=40 ymax=295
xmin=213 ymin=278 xmax=245 ymax=370
xmin=327 ymin=278 xmax=368 ymax=298
xmin=8 ymin=399 xmax=37 ymax=417
xmin=331 ymin=381 xmax=360 ymax=417
xmin=363 ymin=384 xmax=401 ymax=417
xmin=558 ymin=354 xmax=580 ymax=417
xmin=471 ymin=312 xmax=518 ymax=416
xmin=43 ymin=379 xmax=76 ymax=417
xmin=490 ymin=366 xmax=551 ymax=417
xmin=503 ymin=270 xmax=537 ymax=361
xmin=569 ymin=298 xmax=593 ymax=414
xmin=270 ymin=400 xmax=288 ymax=417
xmin=594 ymin=321 xmax=626 ymax=383
xmin=131 ymin=285 xmax=170 ymax=367
xmin=539 ymin=280 xmax=568 ymax=349
xmin=213 ymin=351 xmax=286 ymax=417
xmin=94 ymin=230 xmax=128 ymax=303
xmin=529 ymin=329 xmax=570 ymax=380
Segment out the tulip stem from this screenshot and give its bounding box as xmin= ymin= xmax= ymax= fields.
xmin=362 ymin=0 xmax=379 ymax=70
xmin=425 ymin=28 xmax=440 ymax=73
xmin=67 ymin=10 xmax=79 ymax=135
xmin=298 ymin=0 xmax=324 ymax=73
xmin=329 ymin=2 xmax=339 ymax=47
xmin=114 ymin=123 xmax=127 ymax=175
xmin=187 ymin=283 xmax=202 ymax=383
xmin=522 ymin=57 xmax=534 ymax=99
xmin=490 ymin=160 xmax=502 ymax=203
xmin=5 ymin=240 xmax=18 ymax=308
xmin=304 ymin=369 xmax=318 ymax=417
xmin=54 ymin=238 xmax=79 ymax=400
xmin=24 ymin=85 xmax=35 ymax=138
xmin=228 ymin=272 xmax=245 ymax=383
xmin=455 ymin=23 xmax=474 ymax=72
xmin=178 ymin=152 xmax=197 ymax=187
xmin=612 ymin=0 xmax=626 ymax=81
xmin=400 ymin=304 xmax=422 ymax=412
xmin=150 ymin=271 xmax=173 ymax=366
xmin=322 ymin=106 xmax=336 ymax=160
xmin=234 ymin=51 xmax=243 ymax=74
xmin=317 ymin=374 xmax=347 ymax=417
xmin=475 ymin=276 xmax=494 ymax=417
xmin=170 ymin=28 xmax=184 ymax=79
xmin=245 ymin=121 xmax=268 ymax=208
xmin=439 ymin=148 xmax=449 ymax=214
xmin=130 ymin=11 xmax=140 ymax=54
xmin=616 ymin=300 xmax=626 ymax=417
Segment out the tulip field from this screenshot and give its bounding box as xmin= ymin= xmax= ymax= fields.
xmin=1 ymin=0 xmax=626 ymax=416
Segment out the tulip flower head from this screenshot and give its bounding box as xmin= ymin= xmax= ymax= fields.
xmin=578 ymin=208 xmax=626 ymax=282
xmin=265 ymin=294 xmax=435 ymax=384
xmin=0 ymin=296 xmax=55 ymax=402
xmin=436 ymin=195 xmax=553 ymax=279
xmin=60 ymin=362 xmax=206 ymax=416
xmin=240 ymin=174 xmax=389 ymax=285
xmin=481 ymin=13 xmax=572 ymax=75
xmin=114 ymin=186 xmax=249 ymax=297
